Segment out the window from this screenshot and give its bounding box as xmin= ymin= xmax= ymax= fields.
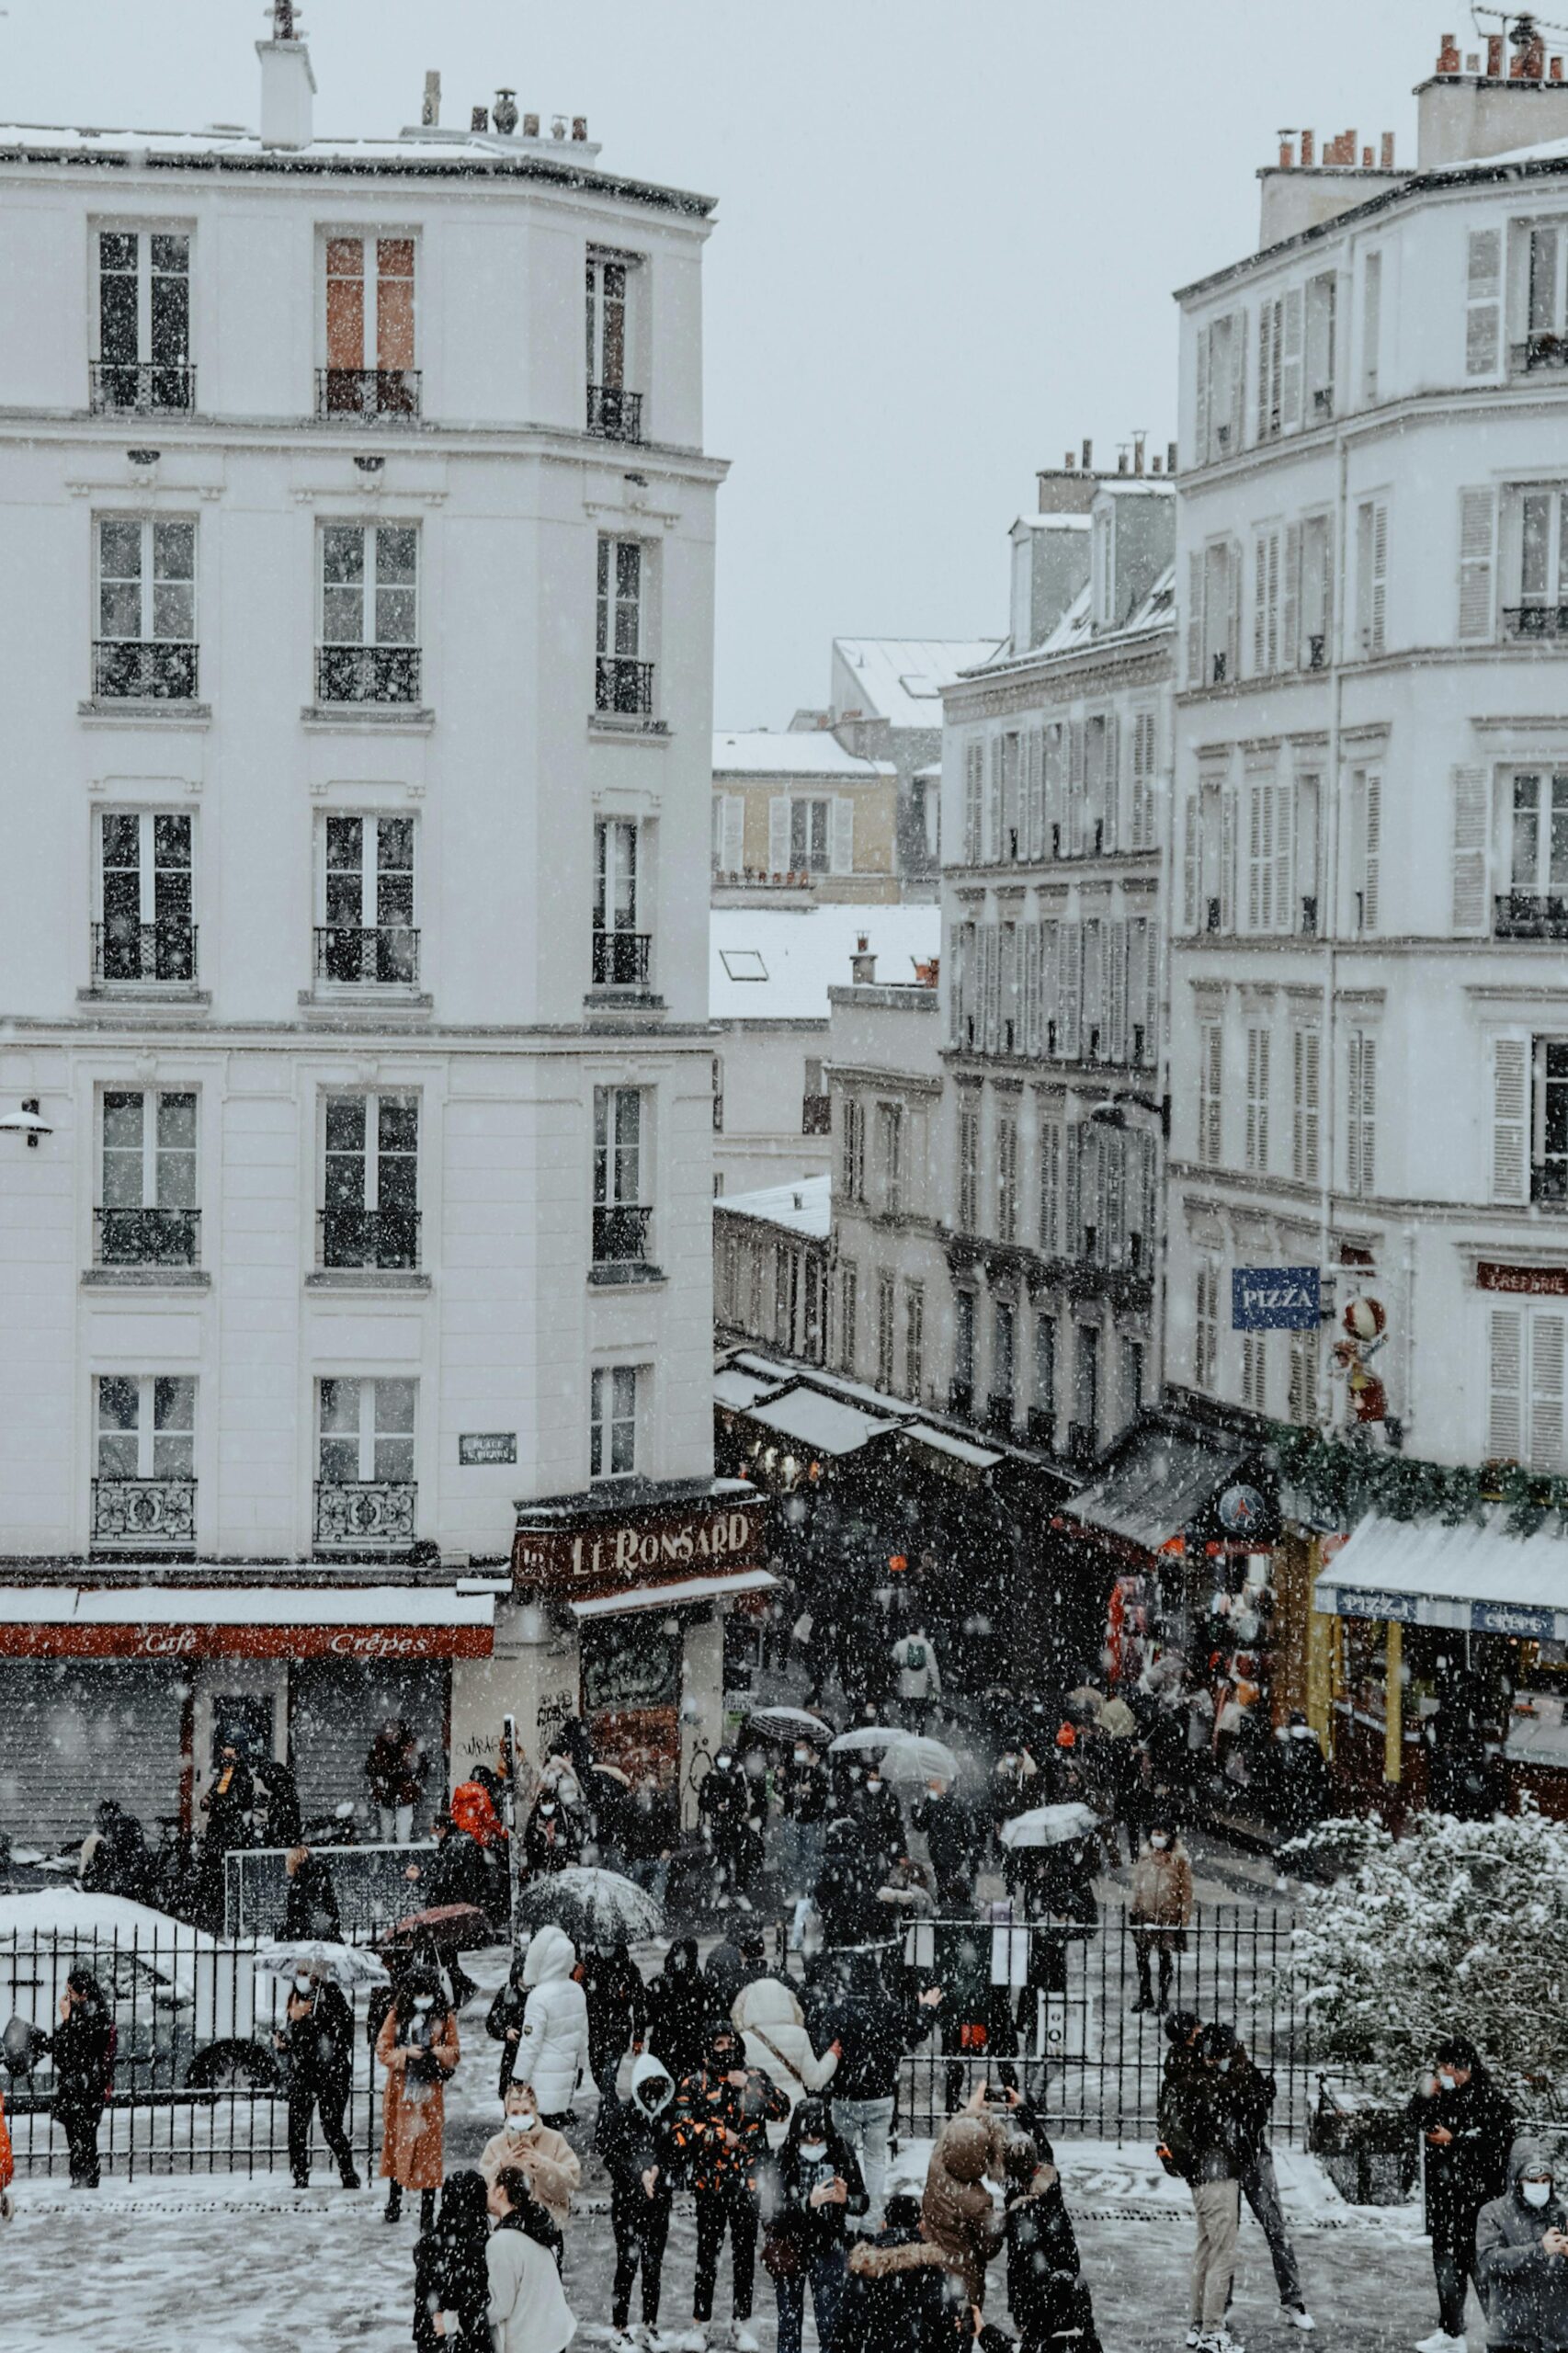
xmin=1508 ymin=774 xmax=1568 ymax=914
xmin=1346 ymin=1030 xmax=1378 ymax=1197
xmin=322 ymin=235 xmax=417 ymax=416
xmin=1512 ymin=486 xmax=1568 ymax=632
xmin=1288 ymin=1329 xmax=1319 ymax=1427
xmin=1291 ymin=1028 xmax=1322 ymax=1185
xmin=1295 ymin=773 xmax=1322 ymax=932
xmin=1534 ymin=1039 xmax=1568 ymax=1202
xmin=99 ymin=1090 xmax=197 ymax=1267
xmin=992 ymin=1299 xmax=1016 ymax=1422
xmin=1241 ymin=1332 xmax=1268 ymax=1415
xmin=995 ymin=1112 xmax=1017 ymax=1242
xmin=1194 ymin=1259 xmax=1220 ymax=1390
xmin=1486 ymin=1302 xmax=1565 ymax=1471
xmin=1246 ymin=775 xmax=1292 ymax=932
xmin=876 ymin=1101 xmax=903 ymax=1215
xmin=841 ymin=1097 xmax=866 ymax=1203
xmin=1519 ymin=221 xmax=1566 ymax=369
xmin=1252 ymin=525 xmax=1281 ymax=675
xmin=802 ymin=1058 xmax=830 ymax=1137
xmin=585 ymin=251 xmax=642 ymax=440
xmin=1361 ymin=250 xmax=1381 ymax=402
xmin=593 ymin=818 xmax=647 ymax=986
xmin=952 ymin=1288 xmax=975 ymax=1406
xmin=1130 ymin=708 xmax=1158 ymax=849
xmin=1350 ymin=767 xmax=1381 ymax=933
xmin=596 ymin=537 xmax=652 ymax=714
xmin=1298 ymin=513 xmax=1332 ymax=671
xmin=94 ymin=228 xmax=190 ymax=412
xmin=1244 ymin=1026 xmax=1270 ymax=1173
xmin=963 ymin=741 xmax=983 ymax=866
xmin=95 ymin=517 xmax=196 ymax=699
xmin=588 ymin=1366 xmax=639 ymax=1480
xmin=1032 ymin=1312 xmax=1056 ymax=1439
xmin=1120 ymin=1336 xmax=1145 ymax=1426
xmin=593 ymin=1086 xmax=650 ymax=1265
xmin=318 ymin=814 xmax=416 ymax=984
xmin=1198 ymin=539 xmax=1241 ymax=685
xmin=711 ymin=1057 xmax=724 ymax=1134
xmin=958 ymin=1102 xmax=980 ymax=1232
xmin=804 ymin=1258 xmax=824 ymax=1363
xmin=1467 ymin=227 xmax=1502 ymax=376
xmin=315 ymin=1377 xmax=416 ymax=1545
xmin=876 ymin=1272 xmax=896 ymax=1391
xmin=1198 ymin=1022 xmax=1223 ymax=1167
xmin=318 ymin=523 xmax=419 ymax=702
xmin=94 ymin=1376 xmax=195 ymax=1541
xmin=791 ymin=799 xmax=830 ymax=873
xmin=1196 ymin=309 xmax=1244 ymax=463
xmin=903 ymin=1283 xmax=925 ymax=1399
xmin=776 ymin=1246 xmax=797 ymax=1348
xmin=97 ymin=810 xmax=194 ymax=983
xmin=839 ymin=1263 xmax=858 ymax=1373
xmin=321 ymin=1092 xmax=419 ymax=1267
xmin=1038 ymin=1115 xmax=1062 ymax=1253
xmin=1071 ymin=1325 xmax=1099 ymax=1459
xmin=1355 ymin=498 xmax=1388 ymax=657
xmin=712 ymin=791 xmax=744 ymax=877
xmin=1304 ymin=270 xmax=1336 ymax=419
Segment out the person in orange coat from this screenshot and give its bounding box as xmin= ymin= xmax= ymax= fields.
xmin=0 ymin=2080 xmax=14 ymax=2222
xmin=375 ymin=1969 xmax=460 ymax=2231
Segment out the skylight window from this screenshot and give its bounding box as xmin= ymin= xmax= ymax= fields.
xmin=720 ymin=948 xmax=767 ymax=981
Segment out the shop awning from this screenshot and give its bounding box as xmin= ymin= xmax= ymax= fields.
xmin=714 ymin=1366 xmax=788 ymax=1412
xmin=898 ymin=1423 xmax=1004 ymax=1473
xmin=743 ymin=1386 xmax=904 ymax=1459
xmin=1065 ymin=1427 xmax=1245 ymax=1552
xmin=1313 ymin=1511 xmax=1568 ymax=1642
xmin=0 ymin=1586 xmax=495 ymax=1660
xmin=569 ymin=1566 xmax=778 ymax=1620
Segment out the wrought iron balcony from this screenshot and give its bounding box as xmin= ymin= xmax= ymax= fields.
xmin=92 ymin=919 xmax=198 ymax=985
xmin=1514 ymin=335 xmax=1568 ymax=372
xmin=585 ymin=384 xmax=643 ymax=442
xmin=90 ymin=360 xmax=195 ymax=415
xmin=314 ymin=1479 xmax=416 ymax=1550
xmin=93 ymin=640 xmax=198 ymax=700
xmin=1306 ymin=633 xmax=1326 ymax=670
xmin=91 ymin=1475 xmax=196 ymax=1549
xmin=94 ymin=1207 xmax=200 ymax=1267
xmin=1495 ymin=891 xmax=1568 ymax=940
xmin=984 ymin=1393 xmax=1015 ymax=1437
xmin=1210 ymin=651 xmax=1228 ymax=685
xmin=948 ymin=1379 xmax=974 ymax=1418
xmin=801 ymin=1095 xmax=831 ymax=1137
xmin=592 ymin=1203 xmax=653 ymax=1265
xmin=313 ymin=925 xmax=420 ymax=985
xmin=317 ymin=1206 xmax=421 ymax=1270
xmin=594 ymin=655 xmax=654 ymax=716
xmin=1026 ymin=1406 xmax=1054 ymax=1449
xmin=315 ymin=367 xmax=421 ymax=420
xmin=590 ymin=929 xmax=651 ymax=987
xmin=316 ymin=644 xmax=421 ymax=704
xmin=1503 ymin=604 xmax=1568 ymax=641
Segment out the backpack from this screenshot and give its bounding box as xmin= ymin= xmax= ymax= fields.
xmin=904 ymin=1642 xmax=926 ymax=1673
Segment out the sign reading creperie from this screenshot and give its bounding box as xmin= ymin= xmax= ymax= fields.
xmin=512 ymin=1501 xmax=763 ymax=1594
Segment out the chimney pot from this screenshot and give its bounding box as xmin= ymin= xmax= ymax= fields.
xmin=857 ymin=934 xmax=869 ymax=952
xmin=1064 ymin=450 xmax=1074 ymax=469
xmin=421 ymin=69 xmax=440 ymax=128
xmin=1466 ymin=52 xmax=1481 ymax=72
xmin=1117 ymin=449 xmax=1129 ymax=473
xmin=523 ymin=111 xmax=540 ymax=137
xmin=472 ymin=105 xmax=490 ymax=132
xmin=1133 ymin=432 xmax=1146 ymax=474
xmin=1300 ymin=127 xmax=1314 ymax=165
xmin=493 ymin=88 xmax=518 ymax=134
xmin=1166 ymin=439 xmax=1177 ymax=473
xmin=1361 ymin=145 xmax=1373 ymax=168
xmin=1152 ymin=453 xmax=1163 ymax=474
xmin=1381 ymin=130 xmax=1394 ymax=168
xmin=551 ymin=115 xmax=567 ymax=139
xmin=572 ymin=116 xmax=587 ymax=140
xmin=1437 ymin=33 xmax=1460 ymax=74
xmin=1487 ymin=32 xmax=1504 ymax=76
xmin=1082 ymin=437 xmax=1093 ymax=469
xmin=1278 ymin=134 xmax=1296 ymax=169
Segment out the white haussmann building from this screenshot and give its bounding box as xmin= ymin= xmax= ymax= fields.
xmin=0 ymin=26 xmax=762 ymax=1846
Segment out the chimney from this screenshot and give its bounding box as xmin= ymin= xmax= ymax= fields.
xmin=1081 ymin=437 xmax=1093 ymax=469
xmin=1166 ymin=439 xmax=1177 ymax=474
xmin=1300 ymin=127 xmax=1315 ymax=165
xmin=493 ymin=88 xmax=519 ymax=134
xmin=1133 ymin=431 xmax=1146 ymax=474
xmin=1063 ymin=450 xmax=1074 ymax=469
xmin=421 ymin=71 xmax=440 ymax=127
xmin=1151 ymin=453 xmax=1163 ymax=474
xmin=256 ymin=4 xmax=315 ymax=150
xmin=523 ymin=112 xmax=540 ymax=137
xmin=572 ymin=117 xmax=588 ymax=141
xmin=472 ymin=105 xmax=490 ymax=132
xmin=850 ymin=935 xmax=876 ymax=985
xmin=1117 ymin=449 xmax=1130 ymax=473
xmin=1487 ymin=33 xmax=1504 ymax=76
xmin=1381 ymin=130 xmax=1394 ymax=167
xmin=1418 ymin=25 xmax=1568 ymax=163
xmin=1437 ymin=32 xmax=1460 ymax=74
xmin=1278 ymin=131 xmax=1296 ymax=168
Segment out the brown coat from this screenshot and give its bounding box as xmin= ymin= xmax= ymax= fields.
xmin=375 ymin=2004 xmax=460 ymax=2189
xmin=922 ymin=2113 xmax=1006 ymax=2304
xmin=476 ymin=2122 xmax=581 ymax=2224
xmin=1129 ymin=1842 xmax=1194 ymax=1937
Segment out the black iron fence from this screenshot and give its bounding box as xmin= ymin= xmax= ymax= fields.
xmin=223 ymin=1842 xmax=434 ymax=1939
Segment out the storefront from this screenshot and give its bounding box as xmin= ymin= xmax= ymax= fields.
xmin=1313 ymin=1508 xmax=1568 ymax=1821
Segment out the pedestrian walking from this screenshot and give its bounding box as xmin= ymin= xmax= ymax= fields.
xmin=476 ymin=2082 xmax=580 ymax=2226
xmin=922 ymin=2083 xmax=1006 ymax=2308
xmin=523 ymin=1791 xmax=583 ymax=1876
xmin=643 ymin=1937 xmax=720 ymax=2086
xmin=48 ymin=1968 xmax=113 ymax=2189
xmin=278 ymin=1841 xmax=343 ymax=1940
xmin=483 ymin=2165 xmax=579 ymax=2353
xmin=732 ymin=1974 xmax=840 ymax=2136
xmin=671 ymin=2021 xmax=790 ymax=2352
xmin=275 ymin=1963 xmax=359 ymax=2189
xmin=198 ymin=1738 xmax=256 ymax=1927
xmin=485 ymin=1952 xmax=533 ymax=2101
xmin=1230 ymin=2037 xmax=1313 ymax=2331
xmin=1129 ymin=1819 xmax=1193 ymax=2014
xmin=376 ymin=1970 xmax=460 ymax=2229
xmin=622 ymin=1768 xmax=677 ymax=1914
xmin=508 ymin=1924 xmax=589 ymax=2128
xmin=253 ymin=1753 xmax=303 ymax=1848
xmin=911 ymin=1777 xmax=977 ymax=1914
xmin=855 ymin=1765 xmax=907 ymax=1875
xmin=704 ymin=1924 xmax=765 ymax=2020
xmin=367 ymin=1719 xmax=426 ymax=1844
xmin=1158 ymin=2019 xmax=1250 ymax=2353
xmin=823 ymin=1951 xmax=943 ymax=2223
xmin=1409 ymin=2035 xmax=1517 ymax=2353
xmin=835 ymin=2190 xmax=967 ymax=2351
xmin=766 ymin=2096 xmax=868 ymax=2353
xmin=1267 ymin=1715 xmax=1335 ymax=1848
xmin=778 ymin=1741 xmax=832 ymax=1928
xmin=80 ymin=1799 xmax=153 ymax=1903
xmin=597 ymin=2053 xmax=679 ymax=2348
xmin=814 ymin=1816 xmax=886 ymax=1950
xmin=1002 ymin=2121 xmax=1103 ymax=2353
xmin=699 ymin=1746 xmax=757 ymax=1913
xmin=404 ymin=1814 xmax=488 ymax=2007
xmin=414 ymin=2166 xmax=492 ymax=2353
xmin=580 ymin=1938 xmax=647 ymax=2104
xmin=891 ymin=1624 xmax=943 ymax=1732
xmin=1476 ymin=2138 xmax=1568 ymax=2353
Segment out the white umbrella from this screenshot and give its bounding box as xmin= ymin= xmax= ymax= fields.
xmin=998 ymin=1802 xmax=1103 ymax=1850
xmin=514 ymin=1865 xmax=664 ymax=1945
xmin=828 ymin=1726 xmax=959 ymax=1783
xmin=744 ymin=1705 xmax=835 ymax=1745
xmin=255 ymin=1938 xmax=390 ymax=1989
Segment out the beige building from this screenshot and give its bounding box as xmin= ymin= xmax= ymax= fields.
xmin=711 ymin=731 xmax=898 ymax=904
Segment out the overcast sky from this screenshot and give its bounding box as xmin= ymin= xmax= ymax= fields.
xmin=15 ymin=0 xmax=1447 ymax=723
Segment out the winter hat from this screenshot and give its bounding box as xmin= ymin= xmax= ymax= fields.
xmin=940 ymin=2118 xmax=994 ymax=2183
xmin=1002 ymin=2131 xmax=1041 ymax=2188
xmin=883 ymin=2193 xmax=923 ymax=2231
xmin=1164 ymin=2009 xmax=1202 ymax=2048
xmin=794 ymin=2099 xmax=830 ymax=2142
xmin=1055 ymin=1724 xmax=1076 ymax=1750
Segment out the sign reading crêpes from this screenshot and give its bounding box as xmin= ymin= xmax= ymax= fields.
xmin=512 ymin=1498 xmax=764 ymax=1597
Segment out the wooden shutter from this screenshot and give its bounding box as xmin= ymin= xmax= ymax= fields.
xmin=981 ymin=925 xmax=999 ymax=1051
xmin=1023 ymin=922 xmax=1040 ymax=1054
xmin=767 ymin=795 xmax=790 ymax=874
xmin=1281 ymin=285 xmax=1304 ymax=428
xmin=830 ymin=795 xmax=855 ymax=875
xmin=988 ymin=737 xmax=1005 ymax=860
xmin=1488 ymin=1305 xmax=1524 ymax=1461
xmin=1253 ymin=532 xmax=1268 ymax=676
xmin=1362 ymin=773 xmax=1381 ymax=931
xmin=1274 ymin=779 xmax=1294 ymax=932
xmin=1530 ymin=1311 xmax=1567 ymax=1472
xmin=1282 ymin=519 xmax=1301 ymax=671
xmin=1247 ymin=782 xmax=1263 ymax=929
xmin=1103 ymin=711 xmax=1119 ymax=849
xmin=1063 ymin=1122 xmax=1082 ymax=1256
xmin=1187 ymin=551 xmax=1204 ymax=687
xmin=1201 ymin=1022 xmax=1223 ymax=1165
xmin=1040 ymin=918 xmax=1060 ymax=1045
xmin=1220 ymin=786 xmax=1238 ymax=932
xmin=1466 ymin=227 xmax=1502 ymax=377
xmin=1104 ymin=1126 xmax=1124 ymax=1261
xmin=1362 ymin=249 xmax=1381 ymax=396
xmin=722 ymin=793 xmax=744 ymax=872
xmin=1195 ymin=321 xmax=1210 ymax=468
xmin=1457 ymin=487 xmax=1496 ymax=642
xmin=1081 ymin=919 xmax=1104 ymax=1053
xmin=1225 ymin=539 xmax=1243 ymax=680
xmin=1060 ymin=922 xmax=1082 ymax=1059
xmin=1346 ymin=1032 xmax=1376 ymax=1195
xmin=1292 ymin=1028 xmax=1321 ymax=1184
xmin=1108 ymin=916 xmax=1128 ymax=1063
xmin=1245 ymin=1026 xmax=1270 ymax=1169
xmin=1067 ymin=719 xmax=1085 ymax=853
xmin=1369 ymin=504 xmax=1388 ymax=655
xmin=1451 ymin=763 xmax=1491 ymax=934
xmin=1229 ymin=307 xmax=1247 ymax=449
xmin=1492 ymin=1035 xmax=1530 ymax=1203
xmin=1039 ymin=1117 xmax=1062 ymax=1252
xmin=1266 ymin=529 xmax=1280 ymax=671
xmin=1256 ymin=302 xmax=1272 ymax=441
xmin=1182 ymin=794 xmax=1199 ymax=932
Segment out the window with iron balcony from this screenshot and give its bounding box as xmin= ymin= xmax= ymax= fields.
xmin=592 ymin=819 xmax=650 ymax=987
xmin=96 ymin=811 xmax=197 ymax=986
xmin=92 ymin=229 xmax=193 ymax=415
xmin=592 ymin=1086 xmax=653 ymax=1270
xmin=585 ymin=253 xmax=643 ymax=443
xmin=318 ymin=524 xmax=420 ymax=704
xmin=97 ymin=1089 xmax=199 ymax=1267
xmin=595 ymin=537 xmax=653 ymax=715
xmin=315 ymin=1376 xmax=415 ymax=1551
xmin=93 ymin=1374 xmax=195 ymax=1552
xmin=317 ymin=814 xmax=418 ymax=985
xmin=320 ymin=1093 xmax=420 ymax=1269
xmin=319 ymin=236 xmax=420 ymax=419
xmin=95 ymin=517 xmax=197 ymax=700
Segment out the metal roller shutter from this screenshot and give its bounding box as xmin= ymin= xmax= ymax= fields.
xmin=0 ymin=1662 xmax=185 ymax=1850
xmin=289 ymin=1658 xmax=447 ymax=1832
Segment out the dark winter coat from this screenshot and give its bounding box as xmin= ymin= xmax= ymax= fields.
xmin=911 ymin=1790 xmax=975 ymax=1901
xmin=670 ymin=2058 xmax=788 ymax=2195
xmin=1476 ymin=2140 xmax=1568 ymax=2351
xmin=855 ymin=1780 xmax=907 ymax=1867
xmin=1409 ymin=2066 xmax=1517 ymax=2234
xmin=1158 ymin=2048 xmax=1245 ymax=2184
xmin=814 ymin=1836 xmax=886 ymax=1949
xmin=779 ymin=1757 xmax=831 ymax=1825
xmin=580 ymin=1947 xmax=647 ymax=2068
xmin=366 ymin=1730 xmax=425 ymax=1811
xmin=252 ymin=1756 xmax=303 ymax=1848
xmin=1006 ymin=2165 xmax=1099 ymax=2352
xmin=833 ymin=2222 xmax=966 ymax=2353
xmin=703 ymin=1936 xmax=763 ymax=2018
xmin=643 ymin=1939 xmax=720 ymax=2085
xmin=422 ymin=1826 xmax=492 ymax=1913
xmin=698 ymin=1763 xmax=752 ymax=1849
xmin=822 ymin=1977 xmax=936 ymax=2103
xmin=200 ymin=1758 xmax=255 ymax=1850
xmin=1227 ymin=2055 xmax=1278 ymax=2158
xmin=81 ymin=1806 xmax=153 ymax=1902
xmin=773 ymin=2118 xmax=869 ymax=2256
xmin=522 ymin=1804 xmax=581 ymax=1877
xmin=485 ymin=1971 xmax=531 ymax=2098
xmin=597 ymin=2052 xmax=681 ymax=2205
xmin=49 ymin=1995 xmax=114 ymax=2116
xmin=277 ymin=1981 xmax=354 ymax=2093
xmin=278 ymin=1852 xmax=342 ymax=1941
xmin=414 ymin=2222 xmax=492 ymax=2353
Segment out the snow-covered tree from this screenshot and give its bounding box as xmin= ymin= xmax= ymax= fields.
xmin=1286 ymin=1809 xmax=1568 ymax=2109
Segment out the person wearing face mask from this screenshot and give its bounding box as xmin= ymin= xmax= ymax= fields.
xmin=581 ymin=1937 xmax=648 ymax=2104
xmin=597 ymin=2054 xmax=680 ymax=2348
xmin=477 ymin=2082 xmax=581 ymax=2227
xmin=699 ymin=1745 xmax=755 ymax=1914
xmin=524 ymin=1790 xmax=583 ymax=1878
xmin=510 ymin=1925 xmax=589 ymax=2129
xmin=1129 ymin=1819 xmax=1194 ymax=2015
xmin=1476 ymin=2140 xmax=1568 ymax=2353
xmin=274 ymin=1963 xmax=358 ymax=2191
xmin=854 ymin=1762 xmax=906 ymax=1878
xmin=1159 ymin=2022 xmax=1251 ymax=2353
xmin=778 ymin=1740 xmax=831 ymax=1913
xmin=622 ymin=1769 xmax=677 ymax=1916
xmin=672 ymin=2024 xmax=790 ymax=2352
xmin=766 ymin=2096 xmax=868 ymax=2353
xmin=376 ymin=1970 xmax=460 ymax=2228
xmin=1409 ymin=2036 xmax=1518 ymax=2353
xmin=643 ymin=1937 xmax=720 ymax=2086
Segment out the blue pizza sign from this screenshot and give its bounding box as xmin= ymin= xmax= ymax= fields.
xmin=1231 ymin=1267 xmax=1321 ymax=1332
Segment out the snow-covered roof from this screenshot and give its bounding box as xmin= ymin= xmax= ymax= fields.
xmin=1316 ymin=1508 xmax=1568 ymax=1642
xmin=0 ymin=1586 xmax=494 ymax=1628
xmin=571 ymin=1566 xmax=777 ymax=1619
xmin=746 ymin=1388 xmax=903 ymax=1459
xmin=710 ymin=904 xmax=939 ymax=1022
xmin=712 ymin=731 xmax=893 ymax=779
xmin=716 ymin=1175 xmax=831 ymax=1239
xmin=971 ymin=560 xmax=1177 ymax=679
xmin=833 ymin=639 xmax=1004 ymax=729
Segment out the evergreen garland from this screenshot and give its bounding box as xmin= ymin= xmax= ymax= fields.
xmin=1267 ymin=1423 xmax=1568 ymax=1536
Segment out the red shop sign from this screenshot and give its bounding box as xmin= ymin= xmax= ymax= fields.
xmin=1477 ymin=1260 xmax=1568 ymax=1298
xmin=0 ymin=1622 xmax=493 ymax=1662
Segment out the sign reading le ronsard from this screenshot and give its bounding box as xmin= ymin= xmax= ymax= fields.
xmin=1231 ymin=1266 xmax=1322 ymax=1332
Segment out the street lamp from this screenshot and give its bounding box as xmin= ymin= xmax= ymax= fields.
xmin=0 ymin=1099 xmax=51 ymax=1149
xmin=1086 ymin=1092 xmax=1170 ymax=1142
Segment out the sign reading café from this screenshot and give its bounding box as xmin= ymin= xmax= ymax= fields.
xmin=512 ymin=1493 xmax=765 ymax=1600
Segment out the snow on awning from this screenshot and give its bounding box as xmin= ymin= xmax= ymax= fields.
xmin=1065 ymin=1428 xmax=1244 ymax=1552
xmin=1314 ymin=1510 xmax=1568 ymax=1642
xmin=570 ymin=1567 xmax=778 ymax=1620
xmin=744 ymin=1387 xmax=904 ymax=1459
xmin=0 ymin=1586 xmax=494 ymax=1660
xmin=714 ymin=1366 xmax=789 ymax=1413
xmin=898 ymin=1423 xmax=1003 ymax=1473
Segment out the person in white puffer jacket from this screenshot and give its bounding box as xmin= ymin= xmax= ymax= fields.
xmin=731 ymin=1973 xmax=839 ymax=2145
xmin=509 ymin=1923 xmax=589 ymax=2127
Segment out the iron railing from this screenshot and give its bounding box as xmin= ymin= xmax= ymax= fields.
xmin=1496 ymin=890 xmax=1568 ymax=939
xmin=313 ymin=1478 xmax=417 ymax=1549
xmin=801 ymin=1095 xmax=832 ymax=1136
xmin=591 ymin=929 xmax=652 ymax=986
xmin=90 ymin=1475 xmax=197 ymax=1547
xmin=89 ymin=360 xmax=195 ymax=415
xmin=585 ymin=383 xmax=643 ymax=442
xmin=317 ymin=1206 xmax=420 ymax=1270
xmin=315 ymin=366 xmax=421 ymax=420
xmin=1503 ymin=604 xmax=1568 ymax=640
xmin=592 ymin=1202 xmax=653 ymax=1265
xmin=1514 ymin=335 xmax=1568 ymax=372
xmin=93 ymin=640 xmax=198 ymax=700
xmin=594 ymin=654 xmax=654 ymax=716
xmin=313 ymin=924 xmax=420 ymax=985
xmin=223 ymin=1842 xmax=435 ymax=1939
xmin=93 ymin=1206 xmax=200 ymax=1267
xmin=91 ymin=919 xmax=198 ymax=985
xmin=315 ymin=644 xmax=421 ymax=704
